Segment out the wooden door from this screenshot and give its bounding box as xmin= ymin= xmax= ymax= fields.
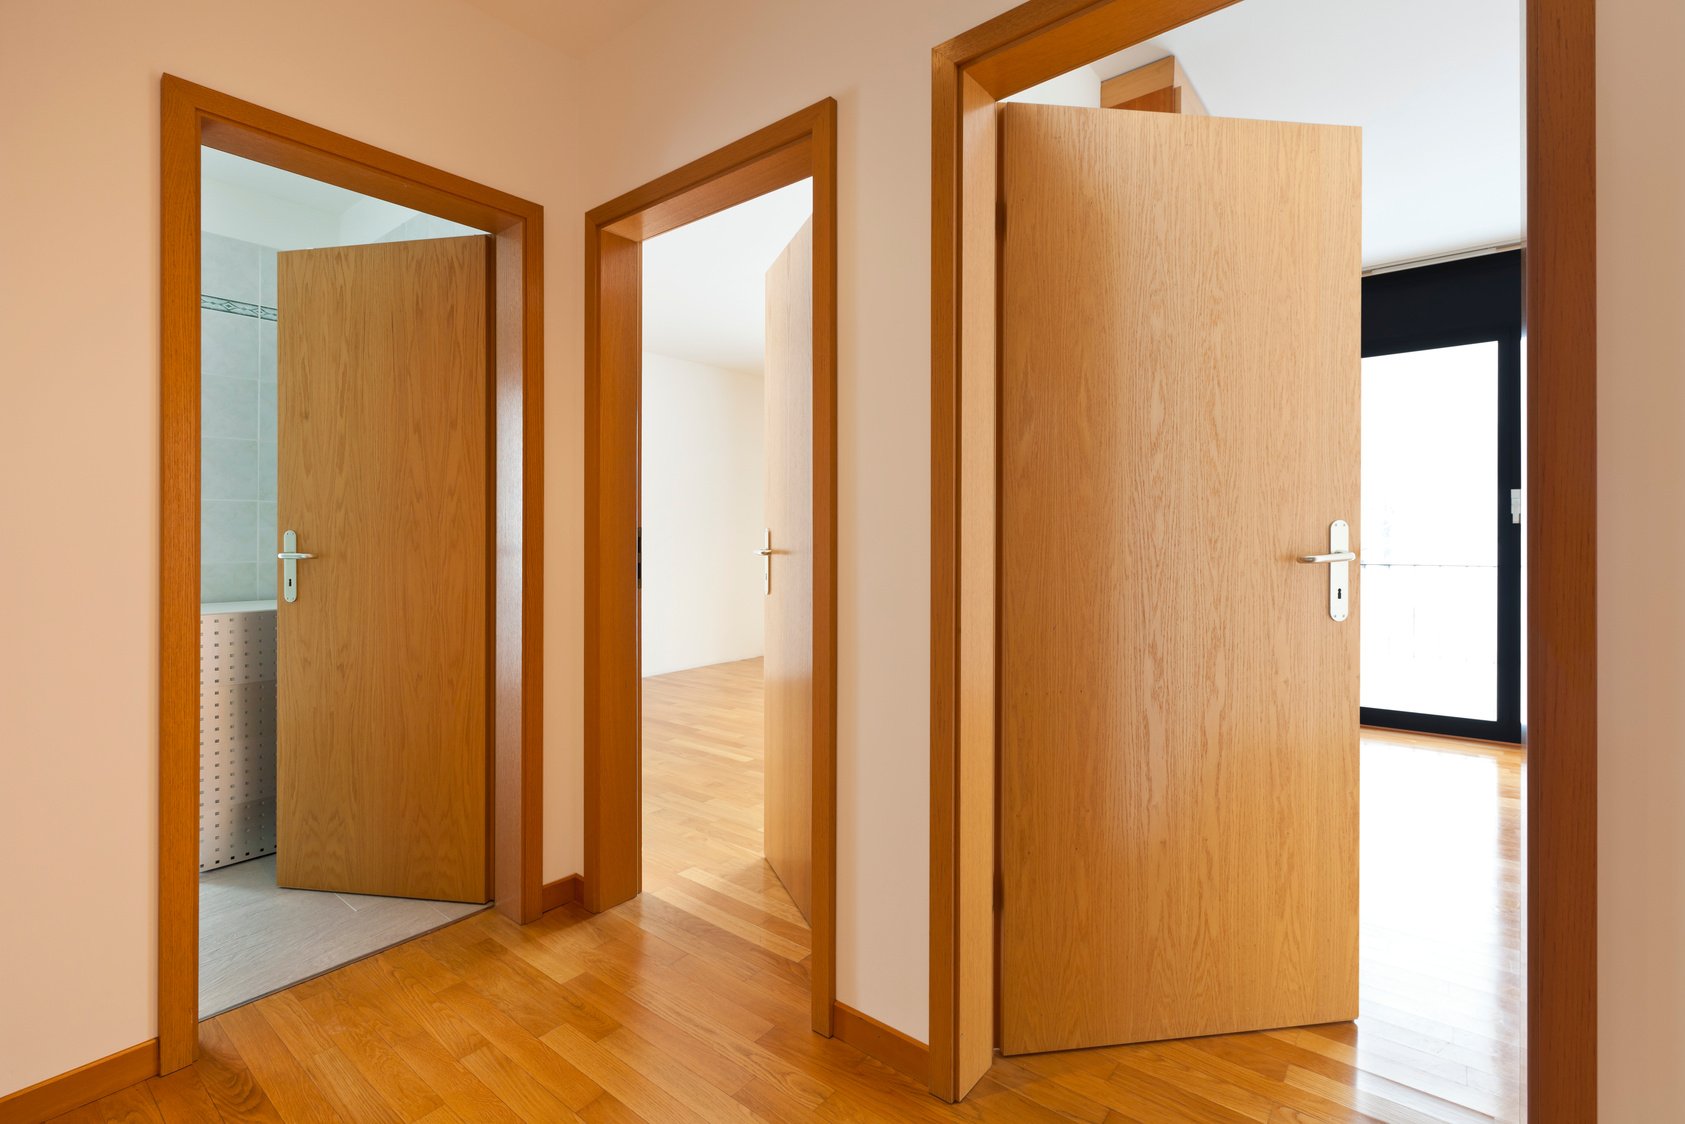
xmin=275 ymin=235 xmax=493 ymax=904
xmin=998 ymin=104 xmax=1361 ymax=1054
xmin=763 ymin=219 xmax=814 ymax=922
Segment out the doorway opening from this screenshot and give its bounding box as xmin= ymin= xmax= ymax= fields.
xmin=583 ymin=100 xmax=839 ymax=1035
xmin=637 ymin=178 xmax=814 ymax=952
xmin=929 ymin=0 xmax=1594 ymax=1117
xmin=992 ymin=22 xmax=1524 ymax=1118
xmin=195 ymin=149 xmax=496 ymax=1018
xmin=160 ymin=76 xmax=544 ymax=1074
xmin=1361 ymin=251 xmax=1524 ymax=743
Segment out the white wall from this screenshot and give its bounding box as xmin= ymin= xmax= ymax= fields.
xmin=1597 ymin=0 xmax=1685 ymax=1114
xmin=641 ymin=352 xmax=766 ymax=677
xmin=0 ymin=0 xmax=590 ymax=1093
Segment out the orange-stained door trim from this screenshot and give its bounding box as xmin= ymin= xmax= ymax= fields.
xmin=582 ymin=98 xmax=839 ymax=1037
xmin=929 ymin=0 xmax=1595 ymax=1112
xmin=159 ymin=74 xmax=545 ymax=1074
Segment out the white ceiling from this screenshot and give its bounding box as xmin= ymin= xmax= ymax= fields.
xmin=451 ymin=0 xmax=664 ymax=56
xmin=201 ymin=148 xmax=377 ymax=215
xmin=642 ymin=179 xmax=814 ymax=375
xmin=200 ymin=149 xmax=480 ymax=250
xmin=1076 ymin=0 xmax=1523 ymax=268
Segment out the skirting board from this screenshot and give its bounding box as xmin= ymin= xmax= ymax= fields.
xmin=542 ymin=873 xmax=584 ymax=913
xmin=833 ymin=1002 xmax=931 ymax=1085
xmin=0 ymin=1040 xmax=158 ymax=1124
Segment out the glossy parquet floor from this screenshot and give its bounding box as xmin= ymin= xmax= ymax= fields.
xmin=59 ymin=660 xmax=1522 ymax=1122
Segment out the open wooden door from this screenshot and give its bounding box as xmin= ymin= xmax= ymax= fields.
xmin=275 ymin=235 xmax=493 ymax=904
xmin=998 ymin=105 xmax=1361 ymax=1054
xmin=763 ymin=218 xmax=814 ymax=922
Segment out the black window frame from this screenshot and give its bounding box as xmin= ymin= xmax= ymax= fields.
xmin=1360 ymin=250 xmax=1523 ymax=745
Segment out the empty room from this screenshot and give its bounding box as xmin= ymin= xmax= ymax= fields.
xmin=0 ymin=0 xmax=1671 ymax=1121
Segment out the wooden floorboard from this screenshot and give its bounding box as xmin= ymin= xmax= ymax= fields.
xmin=59 ymin=663 xmax=1521 ymax=1121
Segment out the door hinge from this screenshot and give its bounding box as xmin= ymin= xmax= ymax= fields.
xmin=1511 ymin=488 xmax=1524 ymax=525
xmin=636 ymin=526 xmax=642 ymax=589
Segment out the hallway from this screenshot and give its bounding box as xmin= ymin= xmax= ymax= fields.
xmin=59 ymin=666 xmax=1519 ymax=1122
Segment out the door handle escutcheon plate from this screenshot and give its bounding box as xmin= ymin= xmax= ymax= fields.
xmin=1300 ymin=520 xmax=1353 ymax=622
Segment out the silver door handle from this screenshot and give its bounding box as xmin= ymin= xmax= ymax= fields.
xmin=1302 ymin=520 xmax=1353 ymax=622
xmin=278 ymin=530 xmax=313 ymax=603
xmin=756 ymin=530 xmax=772 ymax=594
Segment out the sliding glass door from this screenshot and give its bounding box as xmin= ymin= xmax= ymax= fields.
xmin=1360 ymin=253 xmax=1521 ymax=743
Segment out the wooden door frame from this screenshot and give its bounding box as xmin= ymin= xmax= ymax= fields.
xmin=583 ymin=98 xmax=839 ymax=1036
xmin=929 ymin=0 xmax=1595 ymax=1115
xmin=159 ymin=75 xmax=545 ymax=1074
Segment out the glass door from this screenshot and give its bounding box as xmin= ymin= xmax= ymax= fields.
xmin=1360 ymin=252 xmax=1522 ymax=743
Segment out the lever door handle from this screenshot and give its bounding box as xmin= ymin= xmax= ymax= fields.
xmin=1303 ymin=520 xmax=1353 ymax=622
xmin=756 ymin=530 xmax=773 ymax=594
xmin=278 ymin=530 xmax=312 ymax=603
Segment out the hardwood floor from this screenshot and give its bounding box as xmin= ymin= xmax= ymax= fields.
xmin=57 ymin=665 xmax=1521 ymax=1122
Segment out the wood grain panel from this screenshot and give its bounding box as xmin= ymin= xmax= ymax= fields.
xmin=541 ymin=875 xmax=584 ymax=913
xmin=493 ymin=216 xmax=546 ymax=926
xmin=997 ymin=104 xmax=1361 ymax=1053
xmin=1526 ymin=0 xmax=1598 ymax=1114
xmin=0 ymin=1040 xmax=158 ymax=1123
xmin=583 ymin=228 xmax=644 ymax=913
xmin=1100 ymin=56 xmax=1207 ymax=115
xmin=832 ymin=1003 xmax=931 ymax=1086
xmin=946 ymin=0 xmax=1240 ymax=100
xmin=157 ymin=79 xmax=202 ymax=1078
xmin=763 ymin=220 xmax=816 ymax=922
xmin=953 ymin=70 xmax=1001 ymax=1100
xmin=806 ymin=96 xmax=841 ymax=1040
xmin=275 ymin=236 xmax=492 ymax=903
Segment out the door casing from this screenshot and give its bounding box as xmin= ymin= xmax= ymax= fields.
xmin=582 ymin=99 xmax=840 ymax=1036
xmin=929 ymin=0 xmax=1596 ymax=1115
xmin=159 ymin=75 xmax=545 ymax=1073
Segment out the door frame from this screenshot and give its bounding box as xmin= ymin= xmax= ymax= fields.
xmin=583 ymin=99 xmax=839 ymax=1035
xmin=929 ymin=0 xmax=1595 ymax=1115
xmin=159 ymin=75 xmax=546 ymax=1073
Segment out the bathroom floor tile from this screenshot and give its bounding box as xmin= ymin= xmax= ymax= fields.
xmin=198 ymin=854 xmax=485 ymax=1017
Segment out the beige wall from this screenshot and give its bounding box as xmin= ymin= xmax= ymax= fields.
xmin=1597 ymin=0 xmax=1685 ymax=1114
xmin=576 ymin=0 xmax=1025 ymax=1041
xmin=4 ymin=0 xmax=1679 ymax=1103
xmin=0 ymin=0 xmax=589 ymax=1093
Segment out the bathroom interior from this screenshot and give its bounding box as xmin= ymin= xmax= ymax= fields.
xmin=197 ymin=149 xmax=488 ymax=1017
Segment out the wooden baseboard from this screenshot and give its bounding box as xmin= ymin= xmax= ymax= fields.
xmin=0 ymin=1040 xmax=158 ymax=1124
xmin=541 ymin=873 xmax=583 ymax=913
xmin=832 ymin=1002 xmax=930 ymax=1085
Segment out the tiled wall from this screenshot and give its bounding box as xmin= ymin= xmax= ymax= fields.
xmin=201 ymin=232 xmax=279 ymax=604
